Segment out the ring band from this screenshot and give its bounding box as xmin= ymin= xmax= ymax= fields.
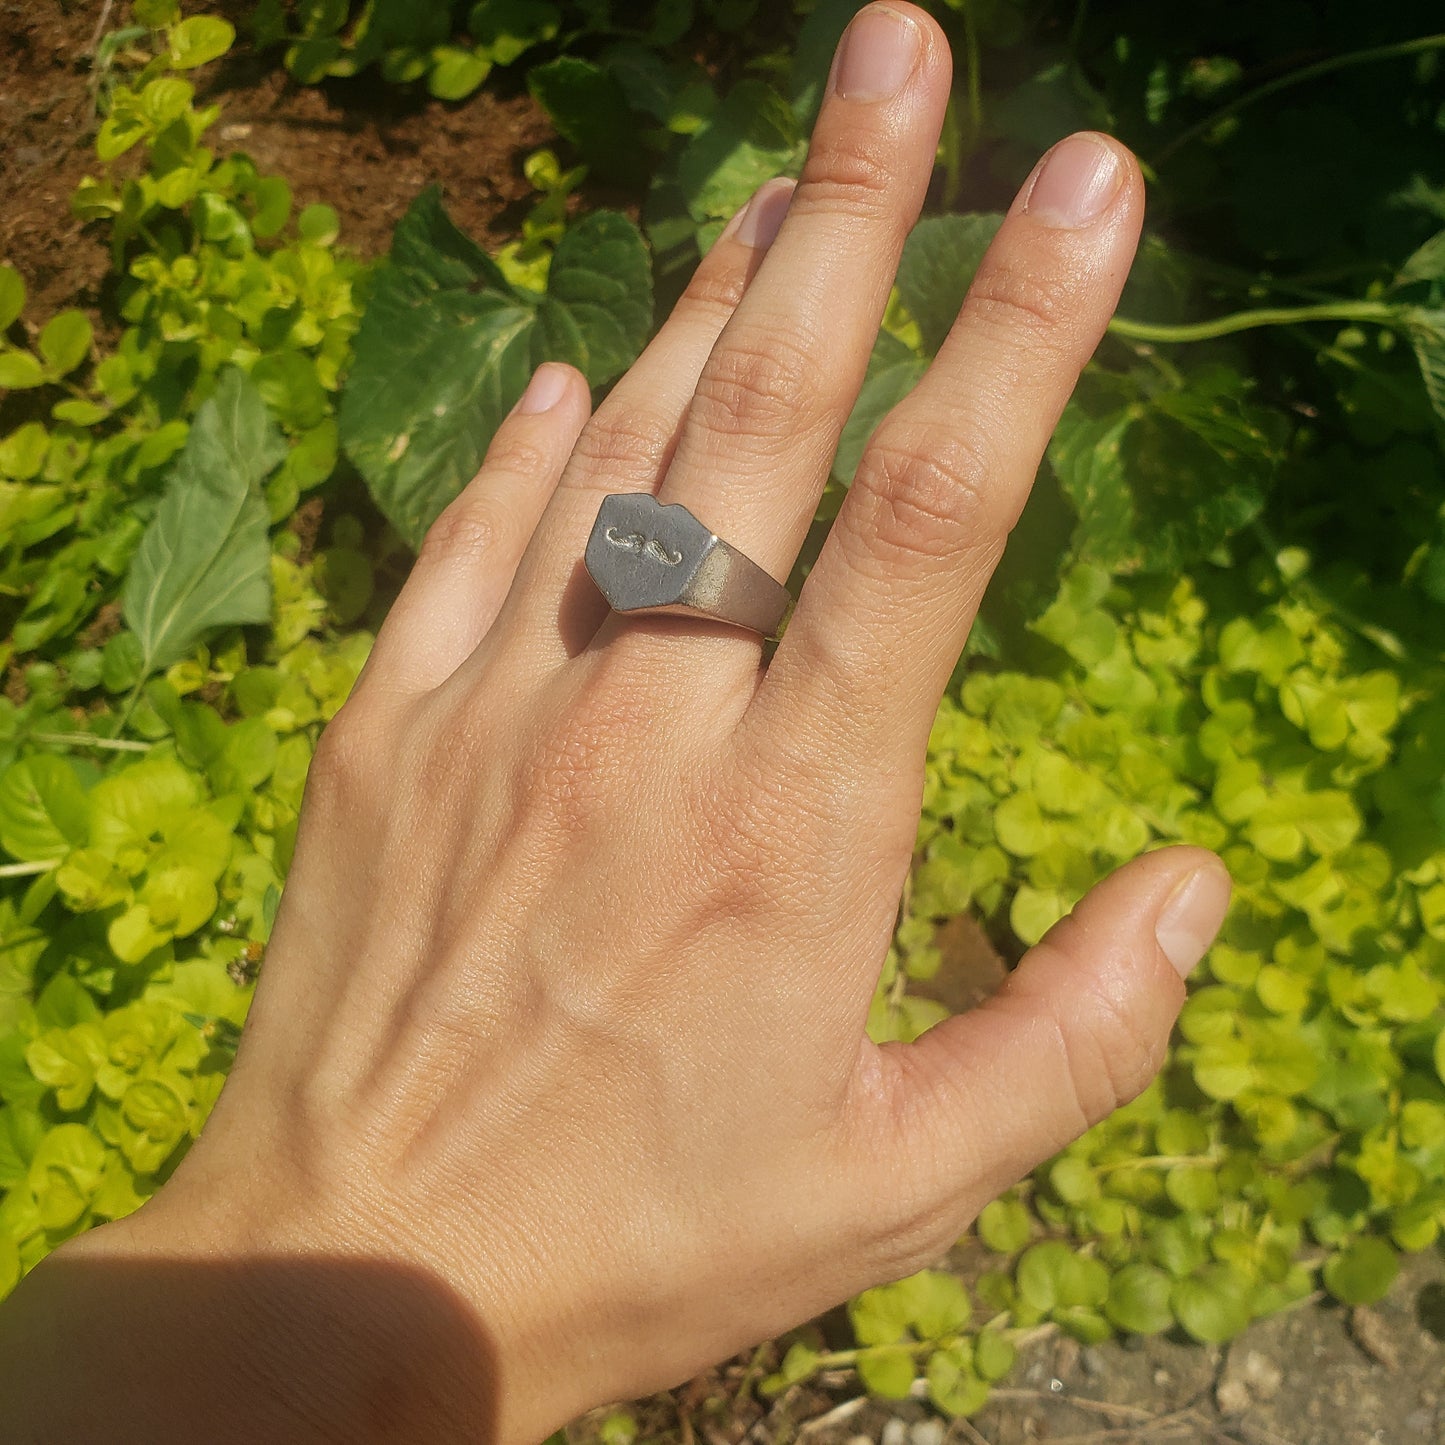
xmin=584 ymin=493 xmax=791 ymax=638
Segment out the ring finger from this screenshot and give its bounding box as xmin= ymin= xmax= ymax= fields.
xmin=480 ymin=178 xmax=798 ymax=674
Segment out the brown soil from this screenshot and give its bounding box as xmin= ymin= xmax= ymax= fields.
xmin=0 ymin=3 xmax=113 ymax=326
xmin=0 ymin=0 xmax=572 ymax=337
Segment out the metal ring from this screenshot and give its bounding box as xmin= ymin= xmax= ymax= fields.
xmin=584 ymin=493 xmax=791 ymax=638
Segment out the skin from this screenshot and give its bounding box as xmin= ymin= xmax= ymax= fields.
xmin=0 ymin=7 xmax=1232 ymax=1442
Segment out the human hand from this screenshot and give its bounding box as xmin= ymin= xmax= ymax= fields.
xmin=6 ymin=5 xmax=1230 ymax=1441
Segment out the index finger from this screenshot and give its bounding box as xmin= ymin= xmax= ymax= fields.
xmin=748 ymin=132 xmax=1144 ymax=767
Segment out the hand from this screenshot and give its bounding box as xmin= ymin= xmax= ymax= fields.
xmin=2 ymin=5 xmax=1230 ymax=1442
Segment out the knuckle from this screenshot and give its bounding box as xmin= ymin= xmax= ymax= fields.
xmin=569 ymin=407 xmax=677 ymax=481
xmin=795 ymin=129 xmax=897 ymax=219
xmin=482 ymin=431 xmax=560 ymax=487
xmin=416 ymin=495 xmax=508 ymax=570
xmin=962 ymin=255 xmax=1075 ymax=348
xmin=1042 ymin=945 xmax=1167 ymax=1124
xmin=679 ymin=252 xmax=752 ymax=318
xmin=692 ymin=329 xmax=822 ymax=445
xmin=306 ymin=701 xmax=386 ymax=807
xmin=856 ymin=423 xmax=999 ymax=561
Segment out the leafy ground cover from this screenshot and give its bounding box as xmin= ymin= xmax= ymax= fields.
xmin=2 ymin=0 xmax=1444 ymax=1438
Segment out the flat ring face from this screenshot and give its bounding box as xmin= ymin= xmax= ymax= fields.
xmin=584 ymin=492 xmax=710 ymax=613
xmin=584 ymin=493 xmax=791 ymax=637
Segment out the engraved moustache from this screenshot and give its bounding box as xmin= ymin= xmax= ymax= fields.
xmin=604 ymin=526 xmax=684 ymax=567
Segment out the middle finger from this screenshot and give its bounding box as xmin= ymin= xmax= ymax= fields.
xmin=596 ymin=3 xmax=951 ymax=667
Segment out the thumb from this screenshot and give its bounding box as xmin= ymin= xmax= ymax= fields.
xmin=866 ymin=846 xmax=1231 ymax=1248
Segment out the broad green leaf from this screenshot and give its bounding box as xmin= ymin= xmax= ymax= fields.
xmin=896 ymin=214 xmax=1003 ymax=355
xmin=121 ymin=371 xmax=283 ymax=677
xmin=0 ymin=265 xmax=25 ymax=330
xmin=0 ymin=756 xmax=90 ymax=861
xmin=38 ymin=311 xmax=92 ymax=377
xmin=790 ymin=0 xmax=860 ymax=125
xmin=1051 ymin=367 xmax=1280 ymax=574
xmin=1406 ymin=311 xmax=1445 ymax=427
xmin=834 ymin=330 xmax=928 ymax=485
xmin=341 ymin=189 xmax=651 ymax=547
xmin=1322 ymin=1237 xmax=1398 ymax=1305
xmin=1396 ymin=231 xmax=1445 ymax=288
xmin=528 ymin=57 xmax=642 ymax=183
xmin=674 ymin=81 xmax=803 ymax=232
xmin=168 ymin=15 xmax=235 ymax=68
xmin=468 ymin=0 xmax=560 ymax=66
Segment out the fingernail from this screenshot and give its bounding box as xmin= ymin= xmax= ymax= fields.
xmin=515 ymin=363 xmax=569 ymax=415
xmin=732 ymin=179 xmax=794 ymax=249
xmin=832 ymin=4 xmax=920 ymax=103
xmin=1021 ymin=133 xmax=1124 ymax=229
xmin=1154 ymin=864 xmax=1232 ymax=979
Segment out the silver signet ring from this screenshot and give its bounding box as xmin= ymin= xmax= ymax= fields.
xmin=584 ymin=493 xmax=791 ymax=638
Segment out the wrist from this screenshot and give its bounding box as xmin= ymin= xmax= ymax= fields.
xmin=1 ymin=1210 xmax=508 ymax=1445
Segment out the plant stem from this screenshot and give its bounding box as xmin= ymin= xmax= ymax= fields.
xmin=0 ymin=860 xmax=60 ymax=879
xmin=1155 ymin=33 xmax=1445 ymax=167
xmin=939 ymin=3 xmax=983 ymax=212
xmin=31 ymin=731 xmax=153 ymax=752
xmin=1108 ymin=300 xmax=1397 ymax=345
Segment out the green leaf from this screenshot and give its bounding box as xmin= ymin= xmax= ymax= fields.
xmin=38 ymin=311 xmax=92 ymax=377
xmin=298 ymin=203 xmax=341 ymax=245
xmin=977 ymin=1196 xmax=1032 ymax=1254
xmin=168 ymin=15 xmax=235 ymax=68
xmin=674 ymin=81 xmax=802 ymax=231
xmin=855 ymin=1344 xmax=916 ymax=1399
xmin=1322 ymin=1237 xmax=1399 ymax=1306
xmin=849 ymin=1281 xmax=912 ymax=1346
xmin=1171 ymin=1264 xmax=1252 ymax=1343
xmin=1017 ymin=1241 xmax=1108 ymax=1313
xmin=834 ymin=330 xmax=927 ymax=485
xmin=121 ymin=371 xmax=284 ymax=677
xmin=0 ymin=264 xmax=25 ymax=330
xmin=1051 ymin=367 xmax=1280 ymax=574
xmin=468 ymin=0 xmax=560 ymax=66
xmin=0 ymin=351 xmax=46 ymax=390
xmin=1105 ymin=1263 xmax=1175 ymax=1335
xmin=428 ymin=45 xmax=493 ymax=101
xmin=0 ymin=756 xmax=90 ymax=861
xmin=972 ymin=1327 xmax=1016 ymax=1382
xmin=926 ymin=1344 xmax=990 ymax=1416
xmin=249 ymin=176 xmax=292 ymax=239
xmin=528 ymin=57 xmax=641 ymax=184
xmin=895 ymin=214 xmax=1002 ymax=355
xmin=341 ymin=189 xmax=651 ymax=547
xmin=904 ymin=1270 xmax=971 ymax=1339
xmin=1405 ymin=311 xmax=1445 ymax=427
xmin=1397 ymin=232 xmax=1445 ymax=288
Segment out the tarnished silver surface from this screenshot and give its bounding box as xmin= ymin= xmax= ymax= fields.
xmin=584 ymin=492 xmax=791 ymax=637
